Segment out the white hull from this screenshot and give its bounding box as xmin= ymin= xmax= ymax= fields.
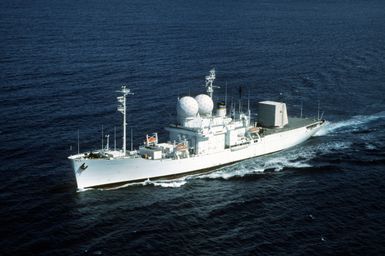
xmin=70 ymin=121 xmax=324 ymax=189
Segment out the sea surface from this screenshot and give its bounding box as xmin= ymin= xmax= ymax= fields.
xmin=1 ymin=0 xmax=385 ymax=255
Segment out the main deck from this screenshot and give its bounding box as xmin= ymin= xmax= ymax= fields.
xmin=262 ymin=117 xmax=319 ymax=136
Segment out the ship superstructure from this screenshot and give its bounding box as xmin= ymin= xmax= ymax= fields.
xmin=69 ymin=69 xmax=325 ymax=189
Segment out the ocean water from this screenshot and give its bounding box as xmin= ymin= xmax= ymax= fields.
xmin=1 ymin=0 xmax=385 ymax=255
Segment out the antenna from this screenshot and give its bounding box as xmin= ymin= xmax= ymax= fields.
xmin=77 ymin=129 xmax=80 ymax=154
xmin=114 ymin=126 xmax=116 ymax=151
xmin=225 ymin=81 xmax=228 ymax=107
xmin=248 ymin=87 xmax=251 ymax=121
xmin=105 ymin=134 xmax=110 ymax=150
xmin=300 ymin=100 xmax=303 ymax=118
xmin=101 ymin=125 xmax=104 ymax=150
xmin=231 ymin=96 xmax=235 ymax=118
xmin=130 ymin=127 xmax=133 ymax=151
xmin=280 ymin=93 xmax=284 ymax=128
xmin=204 ymin=68 xmax=219 ymax=98
xmin=117 ymin=85 xmax=134 ymax=156
xmin=238 ymin=86 xmax=243 ymax=116
xmin=317 ymin=100 xmax=320 ymax=120
xmin=316 ymin=83 xmax=321 ymax=120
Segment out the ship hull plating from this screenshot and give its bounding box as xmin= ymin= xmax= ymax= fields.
xmin=70 ymin=121 xmax=324 ymax=189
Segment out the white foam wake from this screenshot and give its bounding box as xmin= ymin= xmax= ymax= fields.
xmin=143 ymin=178 xmax=187 ymax=188
xmin=95 ymin=177 xmax=189 ymax=191
xmin=77 ymin=187 xmax=95 ymax=193
xmin=196 ymin=140 xmax=351 ymax=180
xmin=315 ymin=111 xmax=385 ymax=136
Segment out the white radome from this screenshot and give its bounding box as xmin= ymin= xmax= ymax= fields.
xmin=177 ymin=96 xmax=199 ymax=118
xmin=195 ymin=94 xmax=213 ymax=116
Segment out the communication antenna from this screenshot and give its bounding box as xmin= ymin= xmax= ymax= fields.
xmin=225 ymin=81 xmax=228 ymax=107
xmin=114 ymin=126 xmax=116 ymax=151
xmin=101 ymin=125 xmax=104 ymax=150
xmin=204 ymin=68 xmax=220 ymax=98
xmin=231 ymin=96 xmax=235 ymax=118
xmin=280 ymin=93 xmax=284 ymax=127
xmin=105 ymin=134 xmax=110 ymax=150
xmin=316 ymin=83 xmax=321 ymax=120
xmin=238 ymin=86 xmax=243 ymax=116
xmin=317 ymin=100 xmax=320 ymax=120
xmin=117 ymin=85 xmax=134 ymax=156
xmin=300 ymin=100 xmax=303 ymax=118
xmin=247 ymin=87 xmax=251 ymax=121
xmin=130 ymin=127 xmax=133 ymax=151
xmin=77 ymin=129 xmax=80 ymax=154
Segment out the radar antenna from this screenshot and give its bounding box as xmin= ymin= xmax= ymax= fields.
xmin=117 ymin=86 xmax=134 ymax=156
xmin=204 ymin=68 xmax=220 ymax=98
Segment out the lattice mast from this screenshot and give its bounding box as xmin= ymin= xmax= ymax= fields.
xmin=117 ymin=86 xmax=134 ymax=155
xmin=204 ymin=69 xmax=220 ymax=98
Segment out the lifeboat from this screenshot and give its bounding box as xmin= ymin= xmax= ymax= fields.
xmin=249 ymin=127 xmax=261 ymax=134
xmin=176 ymin=143 xmax=188 ymax=151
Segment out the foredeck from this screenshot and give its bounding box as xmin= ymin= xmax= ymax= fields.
xmin=261 ymin=117 xmax=318 ymax=136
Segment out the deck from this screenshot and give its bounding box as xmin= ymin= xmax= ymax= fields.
xmin=261 ymin=117 xmax=318 ymax=136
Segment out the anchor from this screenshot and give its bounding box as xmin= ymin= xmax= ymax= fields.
xmin=77 ymin=163 xmax=88 ymax=174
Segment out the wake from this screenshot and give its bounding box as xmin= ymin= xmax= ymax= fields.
xmin=315 ymin=111 xmax=385 ymax=136
xmin=196 ymin=141 xmax=351 ymax=180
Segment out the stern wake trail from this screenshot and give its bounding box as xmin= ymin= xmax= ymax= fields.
xmin=315 ymin=111 xmax=385 ymax=136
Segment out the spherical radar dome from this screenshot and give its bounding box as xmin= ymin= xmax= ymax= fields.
xmin=195 ymin=94 xmax=214 ymax=115
xmin=177 ymin=96 xmax=199 ymax=118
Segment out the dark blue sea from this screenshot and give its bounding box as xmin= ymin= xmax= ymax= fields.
xmin=1 ymin=0 xmax=385 ymax=255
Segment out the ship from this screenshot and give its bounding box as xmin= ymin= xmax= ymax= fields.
xmin=68 ymin=69 xmax=326 ymax=189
